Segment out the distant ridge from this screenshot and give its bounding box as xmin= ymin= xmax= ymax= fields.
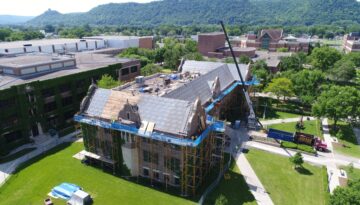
xmin=27 ymin=0 xmax=360 ymax=26
xmin=0 ymin=15 xmax=33 ymax=25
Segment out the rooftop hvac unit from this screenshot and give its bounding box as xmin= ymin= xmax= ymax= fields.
xmin=135 ymin=76 xmax=145 ymax=87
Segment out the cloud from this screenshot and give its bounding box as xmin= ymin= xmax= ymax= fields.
xmin=0 ymin=0 xmax=154 ymax=16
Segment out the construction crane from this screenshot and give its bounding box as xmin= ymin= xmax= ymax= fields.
xmin=220 ymin=21 xmax=262 ymax=129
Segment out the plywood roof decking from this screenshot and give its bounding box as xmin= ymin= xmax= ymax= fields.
xmin=101 ymin=91 xmax=140 ymax=120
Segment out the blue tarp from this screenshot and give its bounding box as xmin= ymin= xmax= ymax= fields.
xmin=51 ymin=183 xmax=81 ymax=200
xmin=74 ymin=115 xmax=224 ymax=147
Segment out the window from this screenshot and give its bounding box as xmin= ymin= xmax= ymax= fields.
xmin=126 ymin=112 xmax=130 ymax=120
xmin=121 ymin=68 xmax=130 ymax=76
xmin=43 ymin=101 xmax=57 ymax=113
xmin=61 ymin=96 xmax=73 ymax=107
xmin=130 ymin=66 xmax=138 ymax=73
xmin=164 ymin=174 xmax=170 ymax=183
xmin=143 ymin=168 xmax=149 ymax=176
xmin=165 ymin=157 xmax=180 ymax=172
xmin=153 ymin=171 xmax=160 ymax=180
xmin=0 ymin=98 xmax=16 ymax=109
xmin=3 ymin=130 xmax=23 ymax=143
xmin=41 ymin=88 xmax=55 ymax=98
xmin=143 ymin=150 xmax=151 ymax=163
xmin=174 ymin=176 xmax=180 ymax=185
xmin=59 ymin=83 xmax=72 ymax=93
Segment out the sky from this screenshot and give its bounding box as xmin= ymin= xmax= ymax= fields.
xmin=0 ymin=0 xmax=154 ymax=16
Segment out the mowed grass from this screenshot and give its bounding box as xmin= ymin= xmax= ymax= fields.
xmin=204 ymin=158 xmax=256 ymax=205
xmin=268 ymin=119 xmax=323 ymax=139
xmin=342 ymin=166 xmax=360 ymax=181
xmin=0 ymin=142 xmax=195 ymax=205
xmin=246 ymin=149 xmax=328 ymax=205
xmin=261 ymin=110 xmax=301 ymax=120
xmin=328 ymin=120 xmax=360 ymax=158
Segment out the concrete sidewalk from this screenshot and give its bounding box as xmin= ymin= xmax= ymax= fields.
xmin=261 ymin=117 xmax=315 ymax=126
xmin=233 ymin=151 xmax=274 ymax=205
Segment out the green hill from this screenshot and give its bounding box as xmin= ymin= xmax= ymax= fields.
xmin=27 ymin=0 xmax=360 ymax=26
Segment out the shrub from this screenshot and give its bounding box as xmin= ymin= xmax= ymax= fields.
xmin=297 ymin=144 xmax=316 ymax=154
xmin=281 ymin=141 xmax=298 ymax=149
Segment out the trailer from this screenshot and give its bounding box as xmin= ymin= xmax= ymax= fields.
xmin=267 ymin=129 xmax=294 ymax=142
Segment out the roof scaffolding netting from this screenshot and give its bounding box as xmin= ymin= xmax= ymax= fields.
xmin=74 ymin=115 xmax=224 ymax=147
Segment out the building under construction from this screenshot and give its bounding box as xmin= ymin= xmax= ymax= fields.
xmin=74 ymin=60 xmax=258 ymax=196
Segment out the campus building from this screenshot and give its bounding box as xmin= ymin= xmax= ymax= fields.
xmin=74 ymin=60 xmax=258 ymax=196
xmin=0 ymin=52 xmax=140 ymax=155
xmin=198 ymin=32 xmax=257 ymax=58
xmin=0 ymin=36 xmax=154 ymax=155
xmin=343 ymin=32 xmax=360 ymax=53
xmin=233 ymin=29 xmax=310 ymax=52
xmin=0 ymin=36 xmax=154 ymax=56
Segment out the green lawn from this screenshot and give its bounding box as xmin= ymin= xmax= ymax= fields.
xmin=267 ymin=119 xmax=323 ymax=139
xmin=246 ymin=149 xmax=329 ymax=205
xmin=261 ymin=110 xmax=301 ymax=120
xmin=328 ymin=120 xmax=360 ymax=158
xmin=0 ymin=142 xmax=195 ymax=205
xmin=204 ymin=158 xmax=256 ymax=205
xmin=342 ymin=165 xmax=360 ymax=182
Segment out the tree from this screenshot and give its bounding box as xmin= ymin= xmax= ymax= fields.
xmin=265 ymin=78 xmax=295 ymax=101
xmin=329 ymin=59 xmax=356 ymax=81
xmin=163 ymin=38 xmax=185 ymax=69
xmin=312 ymin=85 xmax=360 ymax=129
xmin=279 ymin=52 xmax=307 ymax=71
xmin=215 ymin=194 xmax=228 ymax=205
xmin=330 ymin=179 xmax=360 ymax=205
xmin=310 ymin=46 xmax=342 ymax=71
xmin=251 ymin=60 xmax=270 ymax=87
xmin=141 ymin=64 xmax=162 ymax=76
xmin=97 ymin=74 xmax=121 ymax=89
xmin=289 ymin=152 xmax=304 ymax=169
xmin=290 ymin=70 xmax=325 ymax=104
xmin=184 ymin=52 xmax=204 ymax=61
xmin=224 ymin=57 xmax=235 ymax=64
xmin=184 ymin=39 xmax=197 ymax=53
xmin=239 ymin=55 xmax=251 ymax=64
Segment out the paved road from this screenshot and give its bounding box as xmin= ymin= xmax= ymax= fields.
xmin=245 ymin=141 xmax=360 ymax=169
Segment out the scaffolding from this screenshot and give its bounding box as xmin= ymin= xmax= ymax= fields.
xmin=180 ymin=129 xmax=225 ymax=196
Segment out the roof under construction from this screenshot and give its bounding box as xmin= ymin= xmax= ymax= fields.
xmin=74 ymin=60 xmax=257 ymax=146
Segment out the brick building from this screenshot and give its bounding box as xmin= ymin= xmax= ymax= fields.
xmin=74 ymin=60 xmax=258 ymax=196
xmin=237 ymin=29 xmax=310 ymax=52
xmin=197 ymin=32 xmax=256 ymax=58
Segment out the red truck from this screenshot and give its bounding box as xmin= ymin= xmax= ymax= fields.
xmin=294 ymin=132 xmax=328 ymax=152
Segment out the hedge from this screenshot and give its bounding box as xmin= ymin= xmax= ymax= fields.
xmin=281 ymin=141 xmax=316 ymax=154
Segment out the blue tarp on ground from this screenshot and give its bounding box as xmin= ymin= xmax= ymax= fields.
xmin=51 ymin=183 xmax=81 ymax=200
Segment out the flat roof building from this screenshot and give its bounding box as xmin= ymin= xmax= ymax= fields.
xmin=0 ymin=52 xmax=141 ymax=155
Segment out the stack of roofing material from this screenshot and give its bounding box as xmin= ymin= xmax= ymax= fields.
xmin=51 ymin=183 xmax=81 ymax=200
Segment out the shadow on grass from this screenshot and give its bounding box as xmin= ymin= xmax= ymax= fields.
xmin=13 ymin=142 xmax=73 ymax=174
xmin=204 ymin=160 xmax=256 ymax=205
xmin=295 ymin=167 xmax=313 ymax=175
xmin=329 ymin=122 xmax=358 ymax=145
xmin=0 ymin=148 xmax=37 ymax=164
